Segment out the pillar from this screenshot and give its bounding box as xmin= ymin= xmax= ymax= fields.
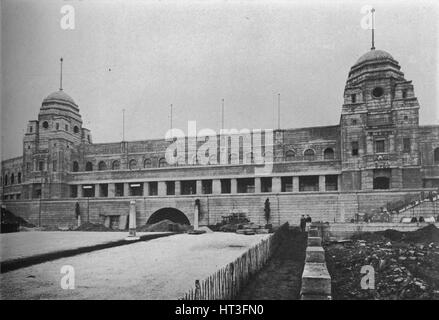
xmin=108 ymin=183 xmax=115 ymax=197
xmin=125 ymin=200 xmax=139 ymax=240
xmin=319 ymin=175 xmax=326 ymax=192
xmin=272 ymin=177 xmax=281 ymax=193
xmin=158 ymin=181 xmax=166 ymax=196
xmin=196 ymin=180 xmax=202 ymax=195
xmin=212 ymin=179 xmax=221 ymax=194
xmin=175 ymin=181 xmax=181 ymax=195
xmin=143 ymin=182 xmax=149 ymax=196
xmin=255 ymin=177 xmax=261 ymax=193
xmin=293 ymin=176 xmax=299 ymax=192
xmin=123 ymin=183 xmax=129 ymax=197
xmin=95 ymin=184 xmax=100 ymax=197
xmin=231 ymin=178 xmax=237 ymax=194
xmin=194 ymin=202 xmax=199 ymax=230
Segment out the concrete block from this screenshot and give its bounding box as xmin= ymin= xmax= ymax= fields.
xmin=301 ymin=263 xmax=331 ymax=296
xmin=307 ymin=236 xmax=322 ymax=246
xmin=305 ymin=246 xmax=326 ymax=263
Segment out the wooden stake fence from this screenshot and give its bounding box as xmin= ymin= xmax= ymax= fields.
xmin=181 ymin=222 xmax=289 ymax=300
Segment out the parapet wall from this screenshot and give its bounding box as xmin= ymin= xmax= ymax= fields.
xmin=1 ymin=190 xmax=432 ymax=229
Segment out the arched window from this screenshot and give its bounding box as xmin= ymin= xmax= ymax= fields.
xmin=17 ymin=172 xmax=21 ymax=184
xmin=144 ymin=158 xmax=152 ymax=168
xmin=304 ymin=149 xmax=315 ymax=161
xmin=324 ymin=148 xmax=334 ymax=160
xmin=98 ymin=161 xmax=107 ymax=171
xmin=85 ymin=162 xmax=93 ymax=171
xmin=73 ymin=126 xmax=79 ymax=133
xmin=112 ymin=160 xmax=120 ymax=170
xmin=159 ymin=158 xmax=168 ymax=167
xmin=72 ymin=161 xmax=79 ymax=172
xmin=129 ymin=159 xmax=137 ymax=170
xmin=285 ymin=150 xmax=295 ymax=161
xmin=435 ymin=147 xmax=439 ymax=164
xmin=4 ymin=174 xmax=8 ymax=186
xmin=10 ymin=173 xmax=14 ymax=184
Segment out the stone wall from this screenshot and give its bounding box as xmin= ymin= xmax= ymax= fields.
xmin=2 ymin=189 xmax=435 ymax=229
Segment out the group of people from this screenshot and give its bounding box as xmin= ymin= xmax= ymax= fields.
xmin=300 ymin=214 xmax=312 ymax=233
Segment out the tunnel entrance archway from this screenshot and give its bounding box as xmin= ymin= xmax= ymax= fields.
xmin=147 ymin=208 xmax=190 ymax=225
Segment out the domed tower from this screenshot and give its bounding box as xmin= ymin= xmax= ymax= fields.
xmin=22 ymin=58 xmax=92 ymax=199
xmin=340 ymin=47 xmax=421 ymax=191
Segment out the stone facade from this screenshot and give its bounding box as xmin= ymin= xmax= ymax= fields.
xmin=1 ymin=48 xmax=439 ymax=227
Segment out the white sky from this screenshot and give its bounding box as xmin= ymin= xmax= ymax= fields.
xmin=1 ymin=0 xmax=438 ymax=159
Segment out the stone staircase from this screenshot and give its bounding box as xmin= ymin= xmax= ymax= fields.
xmin=390 ymin=190 xmax=439 ymax=221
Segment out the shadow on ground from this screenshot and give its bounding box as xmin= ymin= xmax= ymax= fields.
xmin=236 ymin=227 xmax=307 ymax=300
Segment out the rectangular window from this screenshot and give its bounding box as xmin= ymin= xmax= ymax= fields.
xmin=56 ymin=123 xmax=60 ymax=130
xmin=221 ymin=179 xmax=231 ymax=194
xmin=82 ymin=185 xmax=95 ymax=197
xmin=149 ymin=181 xmax=158 ymax=196
xmin=115 ymin=183 xmax=124 ymax=197
xmin=261 ymin=177 xmax=272 ymax=192
xmin=325 ymin=175 xmax=338 ymax=191
xmin=65 ymin=124 xmax=69 ymax=131
xmin=281 ymin=176 xmax=293 ymax=192
xmin=237 ymin=178 xmax=255 ymax=193
xmin=99 ymin=184 xmax=108 ymax=197
xmin=166 ymin=181 xmax=175 ymax=195
xmin=351 ymin=141 xmax=359 ymax=156
xmin=70 ymin=185 xmax=78 ymax=198
xmin=299 ymin=176 xmax=319 ymax=192
xmin=32 ymin=184 xmax=42 ymax=199
xmin=52 ymin=160 xmax=57 ymax=172
xmin=39 ymin=161 xmax=44 ymax=171
xmin=181 ymin=180 xmax=196 ymax=195
xmin=129 ymin=183 xmax=143 ymax=196
xmin=202 ymin=180 xmax=212 ymax=194
xmin=351 ymin=94 xmax=356 ymax=103
xmin=402 ymin=90 xmax=407 ymax=99
xmin=403 ymin=138 xmax=411 ymax=153
xmin=375 ymin=140 xmax=385 ymax=153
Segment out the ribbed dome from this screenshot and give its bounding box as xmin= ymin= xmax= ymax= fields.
xmin=43 ymin=90 xmax=76 ymax=105
xmin=355 ymin=49 xmax=395 ymax=65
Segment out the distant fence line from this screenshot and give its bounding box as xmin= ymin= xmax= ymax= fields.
xmin=181 ymin=223 xmax=289 ymax=300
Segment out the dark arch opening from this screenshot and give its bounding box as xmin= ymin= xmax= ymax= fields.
xmin=147 ymin=208 xmax=190 ymax=225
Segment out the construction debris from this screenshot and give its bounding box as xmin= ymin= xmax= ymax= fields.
xmin=325 ymin=225 xmax=439 ymax=300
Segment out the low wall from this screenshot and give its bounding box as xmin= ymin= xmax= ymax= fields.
xmin=1 ymin=189 xmax=433 ymax=229
xmin=325 ymin=222 xmax=439 ymax=240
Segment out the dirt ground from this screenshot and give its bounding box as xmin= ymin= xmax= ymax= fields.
xmin=236 ymin=227 xmax=306 ymax=300
xmin=325 ymin=225 xmax=439 ymax=300
xmin=0 ymin=232 xmax=269 ymax=300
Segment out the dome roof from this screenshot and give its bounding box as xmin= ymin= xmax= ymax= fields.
xmin=355 ymin=49 xmax=395 ymax=65
xmin=43 ymin=90 xmax=76 ymax=105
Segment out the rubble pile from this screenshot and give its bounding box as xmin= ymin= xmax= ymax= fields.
xmin=326 ymin=225 xmax=439 ymax=300
xmin=75 ymin=222 xmax=113 ymax=232
xmin=137 ymin=219 xmax=193 ymax=233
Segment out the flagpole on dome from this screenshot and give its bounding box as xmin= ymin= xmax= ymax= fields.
xmin=59 ymin=57 xmax=63 ymax=91
xmin=371 ymin=8 xmax=375 ymax=50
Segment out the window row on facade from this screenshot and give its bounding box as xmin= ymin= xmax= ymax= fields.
xmin=68 ymin=175 xmax=339 ymax=198
xmin=71 ymin=148 xmax=337 ymax=172
xmin=2 ymin=172 xmax=22 ymax=186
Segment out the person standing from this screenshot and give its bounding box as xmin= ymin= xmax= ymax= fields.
xmin=305 ymin=214 xmax=312 ymax=232
xmin=300 ymin=215 xmax=306 ymax=233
